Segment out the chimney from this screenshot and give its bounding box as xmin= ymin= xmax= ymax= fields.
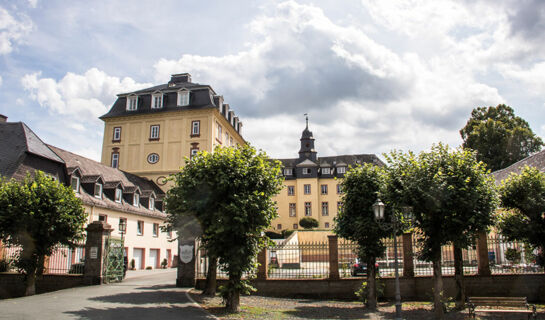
xmin=234 ymin=117 xmax=239 ymax=131
xmin=228 ymin=110 xmax=234 ymax=123
xmin=169 ymin=73 xmax=192 ymax=85
xmin=223 ymin=103 xmax=229 ymax=117
xmin=0 ymin=114 xmax=7 ymax=123
xmin=237 ymin=121 xmax=243 ymax=134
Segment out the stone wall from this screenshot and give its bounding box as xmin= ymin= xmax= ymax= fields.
xmin=0 ymin=273 xmax=85 ymax=299
xmin=196 ymin=274 xmax=545 ymax=302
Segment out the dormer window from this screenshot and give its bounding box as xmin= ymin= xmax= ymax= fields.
xmin=337 ymin=166 xmax=346 ymax=174
xmin=126 ymin=95 xmax=138 ymax=111
xmin=149 ymin=197 xmax=155 ymax=210
xmin=133 ymin=193 xmax=140 ymax=207
xmin=94 ymin=183 xmax=103 ymax=198
xmin=284 ymin=168 xmax=293 ymax=176
xmin=115 ymin=188 xmax=122 ymax=203
xmin=151 ymin=92 xmax=163 ymax=109
xmin=71 ymin=176 xmax=80 ymax=193
xmin=177 ymin=90 xmax=190 ymax=106
xmin=322 ymin=168 xmax=331 ymax=175
xmin=302 ymin=168 xmax=311 ymax=175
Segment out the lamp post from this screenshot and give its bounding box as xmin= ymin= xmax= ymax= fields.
xmin=119 ymin=219 xmax=127 ymax=279
xmin=373 ymin=198 xmax=411 ymax=320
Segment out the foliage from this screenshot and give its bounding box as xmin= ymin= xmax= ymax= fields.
xmin=299 ymin=217 xmax=319 ymax=229
xmin=355 ymin=280 xmax=385 ymax=303
xmin=0 ymin=258 xmax=12 ymax=272
xmin=0 ymin=171 xmax=87 ymax=295
xmin=504 ymin=248 xmax=521 ymax=264
xmin=265 ymin=231 xmax=282 ymax=239
xmin=281 ymin=229 xmax=295 ymax=238
xmin=498 ymin=166 xmax=545 ymax=266
xmin=166 ymin=145 xmax=283 ymax=312
xmin=460 ymin=104 xmax=543 ymax=171
xmin=130 ymin=259 xmax=135 ymax=270
xmin=161 ymin=258 xmax=168 ymax=269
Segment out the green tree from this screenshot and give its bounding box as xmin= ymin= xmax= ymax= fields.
xmin=460 ymin=104 xmax=543 ymax=171
xmin=0 ymin=171 xmax=87 ymax=296
xmin=498 ymin=166 xmax=545 ymax=267
xmin=386 ymin=144 xmax=497 ymax=319
xmin=299 ymin=217 xmax=319 ymax=229
xmin=334 ymin=164 xmax=390 ymax=310
xmin=166 ymin=145 xmax=283 ymax=312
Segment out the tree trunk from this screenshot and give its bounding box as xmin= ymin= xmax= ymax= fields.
xmin=203 ymin=256 xmax=217 ymax=296
xmin=25 ymin=268 xmax=36 ymax=296
xmin=453 ymin=244 xmax=466 ymax=309
xmin=366 ymin=257 xmax=377 ymax=310
xmin=432 ymin=257 xmax=444 ymax=320
xmin=225 ymin=274 xmax=241 ymax=313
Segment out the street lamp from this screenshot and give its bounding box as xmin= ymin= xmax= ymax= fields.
xmin=373 ymin=198 xmax=411 ymax=320
xmin=119 ymin=219 xmax=127 ymax=279
xmin=119 ymin=219 xmax=127 ymax=242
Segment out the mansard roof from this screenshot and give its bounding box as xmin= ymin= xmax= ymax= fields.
xmin=279 ymin=154 xmax=383 ymax=168
xmin=491 ymin=149 xmax=545 ymax=184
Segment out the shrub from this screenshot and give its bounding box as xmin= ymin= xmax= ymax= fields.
xmin=282 ymin=229 xmax=295 ymax=238
xmin=265 ymin=231 xmax=283 ymax=239
xmin=505 ymin=248 xmax=521 ymax=264
xmin=299 ymin=217 xmax=319 ymax=229
xmin=130 ymin=259 xmax=135 ymax=270
xmin=161 ymin=258 xmax=168 ymax=269
xmin=146 ymin=266 xmax=152 ymax=270
xmin=355 ymin=280 xmax=385 ymax=304
xmin=0 ymin=259 xmax=12 ymax=272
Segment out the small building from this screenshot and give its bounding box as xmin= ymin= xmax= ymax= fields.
xmin=491 ymin=149 xmax=545 ymax=183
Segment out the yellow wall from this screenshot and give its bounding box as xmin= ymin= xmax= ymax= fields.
xmin=272 ymin=177 xmax=343 ymax=231
xmin=101 ymin=108 xmax=245 ymax=191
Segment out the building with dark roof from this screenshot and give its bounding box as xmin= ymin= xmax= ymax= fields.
xmin=99 ymin=73 xmax=246 ymax=190
xmin=491 ymin=149 xmax=545 ymax=184
xmin=271 ymin=117 xmax=384 ymax=231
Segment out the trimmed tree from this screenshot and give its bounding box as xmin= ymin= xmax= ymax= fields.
xmin=334 ymin=163 xmax=390 ymax=310
xmin=386 ymin=144 xmax=497 ymax=318
xmin=498 ymin=166 xmax=545 ymax=267
xmin=0 ymin=171 xmax=87 ymax=296
xmin=166 ymin=145 xmax=283 ymax=312
xmin=460 ymin=104 xmax=543 ymax=171
xmin=299 ymin=217 xmax=319 ymax=229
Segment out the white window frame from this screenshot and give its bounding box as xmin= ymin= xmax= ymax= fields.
xmin=126 ymin=95 xmax=138 ymax=111
xmin=133 ymin=193 xmax=140 ymax=207
xmin=115 ymin=188 xmax=122 ymax=203
xmin=277 ymin=224 xmax=282 ymax=230
xmin=71 ymin=176 xmax=80 ymax=193
xmin=287 ymin=185 xmax=295 ymax=196
xmin=337 ymin=166 xmax=346 ymax=174
xmin=304 ymin=184 xmax=311 ymax=195
xmin=337 ymin=184 xmax=343 ymax=194
xmin=137 ymin=220 xmax=144 ymax=236
xmin=225 ymin=132 xmax=229 ymax=145
xmin=216 ymin=122 xmax=222 ymax=142
xmin=229 ymin=137 xmax=233 ymax=146
xmin=151 ymin=93 xmax=163 ymax=109
xmin=305 ymin=202 xmax=312 ymax=216
xmin=322 ymin=202 xmax=329 ymax=216
xmin=177 ymin=90 xmax=190 ymax=106
xmin=284 ymin=168 xmax=293 ymax=176
xmin=94 ymin=183 xmax=103 ymax=198
xmin=322 ymin=167 xmax=331 ymax=175
xmin=190 ymin=148 xmax=199 ymax=159
xmin=321 ymin=184 xmax=328 ymax=195
xmin=149 ymin=197 xmax=155 ymax=210
xmin=325 ymin=222 xmax=330 ymax=229
xmin=113 ymin=127 xmax=121 ymax=141
xmin=191 ymin=120 xmax=200 ymax=135
xmin=302 ymin=168 xmax=311 ymax=175
xmin=150 ymin=125 xmax=160 ymax=140
xmin=111 ymin=152 xmax=119 ymax=168
xmin=153 ymin=223 xmax=159 ymax=237
xmin=289 ymin=203 xmax=296 ymax=217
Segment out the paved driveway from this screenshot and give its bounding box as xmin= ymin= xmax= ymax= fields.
xmin=0 ymin=269 xmax=215 ymax=320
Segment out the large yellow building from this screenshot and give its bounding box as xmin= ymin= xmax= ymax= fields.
xmin=272 ymin=119 xmax=383 ymax=231
xmin=100 ymin=73 xmax=245 ymax=190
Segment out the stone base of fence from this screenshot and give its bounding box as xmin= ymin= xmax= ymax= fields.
xmin=196 ymin=274 xmax=545 ymax=302
xmin=0 ymin=273 xmax=85 ymax=299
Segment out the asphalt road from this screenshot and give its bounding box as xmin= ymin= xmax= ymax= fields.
xmin=0 ymin=269 xmax=216 ymax=320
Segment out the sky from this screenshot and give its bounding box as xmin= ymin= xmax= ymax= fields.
xmin=1 ymin=0 xmax=544 ymax=161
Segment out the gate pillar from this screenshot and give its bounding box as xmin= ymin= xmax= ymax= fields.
xmin=84 ymin=221 xmax=112 ymax=285
xmin=176 ymin=237 xmax=197 ymax=287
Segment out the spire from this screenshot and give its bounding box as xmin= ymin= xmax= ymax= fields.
xmin=298 ymin=114 xmax=317 ymax=162
xmin=304 ymin=113 xmax=309 ymax=130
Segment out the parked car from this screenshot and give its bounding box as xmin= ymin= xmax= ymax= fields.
xmin=351 ymin=258 xmax=379 ymax=276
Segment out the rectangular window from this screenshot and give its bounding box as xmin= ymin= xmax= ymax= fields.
xmin=111 ymin=152 xmax=119 ymax=169
xmin=304 ymin=184 xmax=311 ymax=195
xmin=119 ymin=218 xmax=127 ymax=234
xmin=337 ymin=184 xmax=343 ymax=194
xmin=322 ymin=202 xmax=329 ymax=216
xmin=322 ymin=167 xmax=331 ymax=175
xmin=71 ymin=176 xmax=80 ymax=193
xmin=305 ymin=202 xmax=312 ymax=216
xmin=190 ymin=148 xmax=199 ymax=159
xmin=133 ymin=193 xmax=140 ymax=207
xmin=277 ymin=224 xmax=282 ymax=230
xmin=216 ymin=122 xmax=222 ymax=142
xmin=178 ymin=91 xmax=190 ymax=106
xmin=337 ymin=166 xmax=346 ymax=174
xmin=137 ymin=221 xmax=144 ymax=236
xmin=287 ymin=185 xmax=295 ymax=196
xmin=115 ymin=188 xmax=122 ymax=203
xmin=325 ymin=222 xmax=330 ymax=228
xmin=94 ymin=183 xmax=102 ymax=198
xmin=152 ymin=94 xmax=163 ymax=109
xmin=230 ymin=137 xmax=233 ymax=146
xmin=321 ymin=184 xmax=328 ymax=195
xmin=284 ymin=168 xmax=293 ymax=176
xmin=98 ymin=214 xmax=107 ymax=222
xmin=289 ymin=203 xmax=296 ymax=217
xmin=150 ymin=125 xmax=160 ymax=140
xmin=302 ymin=168 xmax=311 ymax=175
xmin=149 ymin=197 xmax=155 ymax=210
xmin=293 ymin=224 xmax=298 ymax=229
xmin=126 ymin=96 xmax=137 ymax=111
xmin=337 ymin=201 xmax=343 ymax=213
xmin=225 ymin=132 xmax=229 ymax=146
xmin=113 ymin=127 xmax=121 ymax=141
xmin=153 ymin=223 xmax=159 ymax=237
xmin=191 ymin=120 xmax=200 ymax=136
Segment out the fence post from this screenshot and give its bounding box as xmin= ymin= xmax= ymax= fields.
xmin=83 ymin=221 xmax=112 ymax=285
xmin=257 ymin=247 xmax=268 ymax=280
xmin=476 ymin=231 xmax=491 ymax=276
xmin=176 ymin=237 xmax=198 ymax=287
xmin=328 ymin=235 xmax=339 ymax=280
xmin=402 ymin=232 xmax=414 ymax=278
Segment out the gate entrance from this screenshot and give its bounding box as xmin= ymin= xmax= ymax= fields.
xmin=103 ymin=237 xmax=124 ymax=283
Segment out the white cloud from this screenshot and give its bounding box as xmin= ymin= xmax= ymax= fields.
xmin=27 ymin=0 xmax=38 ymax=8
xmin=497 ymin=62 xmax=545 ymax=97
xmin=0 ymin=6 xmax=33 ymax=55
xmin=0 ymin=75 xmax=2 ymax=87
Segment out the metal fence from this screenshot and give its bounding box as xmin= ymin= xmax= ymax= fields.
xmin=196 ymin=247 xmax=257 ymax=279
xmin=268 ymin=242 xmax=329 ymax=279
xmin=487 ymin=234 xmax=543 ymax=274
xmin=0 ymin=239 xmax=86 ymax=275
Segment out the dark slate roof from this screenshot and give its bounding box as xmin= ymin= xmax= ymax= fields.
xmin=491 ymin=149 xmax=545 ymax=184
xmin=0 ymin=122 xmax=64 ymax=178
xmin=278 ymin=154 xmax=383 ymax=168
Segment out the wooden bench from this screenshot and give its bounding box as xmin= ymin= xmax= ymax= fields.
xmin=468 ymin=297 xmax=537 ymax=319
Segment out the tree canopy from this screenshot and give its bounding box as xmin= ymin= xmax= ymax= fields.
xmin=166 ymin=145 xmax=283 ymax=312
xmin=299 ymin=217 xmax=318 ymax=229
xmin=0 ymin=171 xmax=87 ymax=295
xmin=460 ymin=104 xmax=543 ymax=171
xmin=498 ymin=166 xmax=545 ymax=266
